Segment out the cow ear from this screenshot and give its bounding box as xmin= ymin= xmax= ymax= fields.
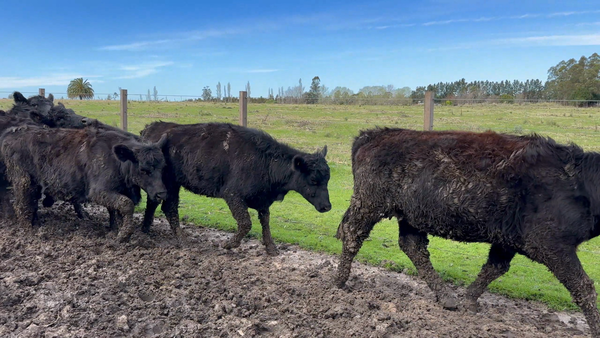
xmin=48 ymin=93 xmax=54 ymax=103
xmin=318 ymin=145 xmax=327 ymax=158
xmin=13 ymin=91 xmax=27 ymax=104
xmin=292 ymin=155 xmax=307 ymax=173
xmin=156 ymin=133 xmax=168 ymax=150
xmin=113 ymin=144 xmax=137 ymax=163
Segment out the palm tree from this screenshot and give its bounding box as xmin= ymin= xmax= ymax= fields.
xmin=67 ymin=78 xmax=94 ymax=100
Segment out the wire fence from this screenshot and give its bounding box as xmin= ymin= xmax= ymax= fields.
xmin=2 ymin=90 xmax=600 ymax=107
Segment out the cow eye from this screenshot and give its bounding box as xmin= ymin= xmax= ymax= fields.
xmin=141 ymin=168 xmax=151 ymax=175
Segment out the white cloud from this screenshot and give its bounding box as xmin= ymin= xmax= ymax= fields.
xmin=494 ymin=34 xmax=600 ymax=46
xmin=99 ymin=28 xmax=243 ymax=52
xmin=99 ymin=39 xmax=172 ymax=51
xmin=245 ymin=69 xmax=279 ymax=73
xmin=115 ymin=61 xmax=174 ymax=79
xmin=0 ymin=74 xmax=101 ymax=89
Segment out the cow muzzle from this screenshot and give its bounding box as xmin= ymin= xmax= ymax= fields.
xmin=154 ymin=191 xmax=168 ymax=202
xmin=317 ymin=203 xmax=332 ymax=213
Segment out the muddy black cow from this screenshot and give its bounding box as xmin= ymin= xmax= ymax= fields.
xmin=0 ymin=115 xmax=40 ymax=215
xmin=1 ymin=124 xmax=168 ymax=242
xmin=0 ymin=93 xmax=88 ymax=217
xmin=335 ymin=127 xmax=600 ymax=337
xmin=8 ymin=92 xmax=87 ymax=129
xmin=140 ymin=122 xmax=331 ymax=255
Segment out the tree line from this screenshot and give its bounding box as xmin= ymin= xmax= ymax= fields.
xmin=63 ymin=53 xmax=599 ymax=105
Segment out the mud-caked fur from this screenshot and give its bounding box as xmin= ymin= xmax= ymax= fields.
xmin=1 ymin=124 xmax=168 ymax=242
xmin=140 ymin=121 xmax=332 ymax=255
xmin=336 ymin=127 xmax=600 ymax=337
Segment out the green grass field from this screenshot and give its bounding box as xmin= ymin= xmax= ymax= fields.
xmin=2 ymin=98 xmax=600 ymax=311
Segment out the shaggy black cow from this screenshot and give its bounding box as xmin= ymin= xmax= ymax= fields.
xmin=9 ymin=91 xmax=54 ymax=118
xmin=0 ymin=93 xmax=88 ymax=217
xmin=335 ymin=128 xmax=600 ymax=337
xmin=140 ymin=122 xmax=331 ymax=255
xmin=1 ymin=124 xmax=168 ymax=242
xmin=7 ymin=92 xmax=87 ymax=129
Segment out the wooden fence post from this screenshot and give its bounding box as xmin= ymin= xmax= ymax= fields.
xmin=424 ymin=91 xmax=434 ymax=131
xmin=39 ymin=88 xmax=45 ymax=97
xmin=120 ymin=89 xmax=128 ymax=132
xmin=239 ymin=91 xmax=247 ymax=127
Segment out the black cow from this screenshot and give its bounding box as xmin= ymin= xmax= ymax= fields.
xmin=335 ymin=127 xmax=600 ymax=337
xmin=1 ymin=124 xmax=168 ymax=242
xmin=140 ymin=122 xmax=331 ymax=255
xmin=0 ymin=115 xmax=40 ymax=215
xmin=0 ymin=92 xmax=89 ymax=217
xmin=10 ymin=91 xmax=54 ymax=118
xmin=8 ymin=92 xmax=87 ymax=129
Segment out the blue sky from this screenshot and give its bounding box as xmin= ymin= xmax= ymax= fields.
xmin=1 ymin=0 xmax=599 ymax=98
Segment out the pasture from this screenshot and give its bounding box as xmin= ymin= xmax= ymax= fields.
xmin=2 ymin=98 xmax=599 ymax=312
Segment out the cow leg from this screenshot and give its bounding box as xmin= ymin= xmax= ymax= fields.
xmin=528 ymin=247 xmax=600 ymax=337
xmin=258 ymin=208 xmax=278 ymax=256
xmin=0 ymin=177 xmax=14 ymax=217
xmin=463 ymin=244 xmax=516 ymax=311
xmin=90 ymin=191 xmax=134 ymax=243
xmin=142 ymin=198 xmax=160 ymax=233
xmin=223 ymin=198 xmax=252 ymax=250
xmin=335 ymin=200 xmax=381 ymax=288
xmin=10 ymin=167 xmax=40 ymax=228
xmin=107 ymin=207 xmax=121 ymax=232
xmin=398 ymin=218 xmax=457 ymax=310
xmin=72 ymin=201 xmax=89 ymax=219
xmin=160 ymin=185 xmax=182 ymax=237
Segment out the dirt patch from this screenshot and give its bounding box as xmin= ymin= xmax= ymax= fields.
xmin=0 ymin=203 xmax=591 ymax=337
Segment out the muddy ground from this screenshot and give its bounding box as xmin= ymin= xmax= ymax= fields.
xmin=0 ymin=203 xmax=592 ymax=337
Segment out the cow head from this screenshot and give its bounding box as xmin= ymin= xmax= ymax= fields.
xmin=12 ymin=91 xmax=54 ymax=119
xmin=290 ymin=146 xmax=332 ymax=213
xmin=113 ymin=134 xmax=168 ymax=202
xmin=45 ymin=103 xmax=87 ymax=128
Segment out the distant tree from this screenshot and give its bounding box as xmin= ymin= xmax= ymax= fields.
xmin=245 ymin=81 xmax=251 ymax=98
xmin=113 ymin=92 xmax=119 ymax=100
xmin=306 ymin=76 xmax=321 ymax=104
xmin=330 ymin=86 xmax=354 ymax=104
xmin=297 ymin=78 xmax=304 ymax=100
xmin=202 ymin=86 xmax=212 ymax=101
xmin=67 ymin=78 xmax=94 ymax=100
xmin=8 ymin=93 xmax=13 ymax=99
xmin=546 ymin=53 xmax=600 ymax=101
xmin=227 ymin=82 xmax=231 ymax=102
xmin=216 ymin=82 xmax=222 ymax=101
xmin=106 ymin=94 xmax=112 ymax=100
xmin=147 ymin=89 xmax=151 ymax=102
xmin=153 ymin=86 xmax=158 ymax=101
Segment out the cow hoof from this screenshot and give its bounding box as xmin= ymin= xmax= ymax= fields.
xmin=334 ymin=277 xmax=348 ymax=289
xmin=117 ymin=231 xmax=133 ymax=243
xmin=461 ymin=299 xmax=479 ymax=313
xmin=440 ymin=296 xmax=459 ymax=311
xmin=265 ymin=247 xmax=279 ymax=256
xmin=223 ymin=240 xmax=240 ymax=250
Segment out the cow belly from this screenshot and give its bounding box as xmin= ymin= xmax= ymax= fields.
xmin=395 ymin=178 xmax=513 ymax=243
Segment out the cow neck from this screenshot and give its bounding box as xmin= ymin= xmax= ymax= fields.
xmin=580 ymin=152 xmax=600 ymax=215
xmin=269 ymin=151 xmax=302 ymax=191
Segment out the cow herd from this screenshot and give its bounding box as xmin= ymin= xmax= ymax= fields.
xmin=0 ymin=92 xmax=599 ymax=337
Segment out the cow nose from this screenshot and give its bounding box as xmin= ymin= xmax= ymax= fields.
xmin=155 ymin=191 xmax=168 ymax=201
xmin=319 ymin=204 xmax=332 ymax=213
